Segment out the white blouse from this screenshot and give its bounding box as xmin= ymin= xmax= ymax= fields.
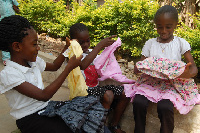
xmin=141 ymin=36 xmax=191 ymax=61
xmin=0 ymin=57 xmax=48 ymax=119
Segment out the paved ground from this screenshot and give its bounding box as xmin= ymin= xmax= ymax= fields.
xmin=0 ymin=57 xmax=70 ymax=133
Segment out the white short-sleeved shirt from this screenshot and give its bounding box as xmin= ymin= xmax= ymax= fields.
xmin=141 ymin=36 xmax=191 ymax=61
xmin=0 ymin=57 xmax=49 ymax=120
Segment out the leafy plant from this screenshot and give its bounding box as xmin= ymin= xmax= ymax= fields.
xmin=175 ymin=13 xmax=200 ymax=66
xmin=18 ymin=0 xmax=200 ymax=66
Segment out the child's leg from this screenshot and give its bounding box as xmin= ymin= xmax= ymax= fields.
xmin=157 ymin=99 xmax=174 ymax=133
xmin=110 ymin=91 xmax=130 ymax=133
xmin=101 ymin=90 xmax=114 ymax=109
xmin=132 ymin=94 xmax=149 ymax=133
xmin=111 ymin=91 xmax=130 ymax=125
xmin=16 ymin=112 xmax=73 ymax=133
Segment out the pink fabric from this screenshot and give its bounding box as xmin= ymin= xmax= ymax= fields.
xmin=93 ymin=37 xmax=135 ymax=85
xmin=126 ymin=57 xmax=200 ymax=114
xmin=136 ymin=57 xmax=186 ymax=79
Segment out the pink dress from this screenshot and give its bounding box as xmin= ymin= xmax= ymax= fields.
xmin=127 ymin=57 xmax=200 ymax=114
xmin=93 ymin=37 xmax=135 ymax=84
xmin=93 ymin=38 xmax=135 ymax=96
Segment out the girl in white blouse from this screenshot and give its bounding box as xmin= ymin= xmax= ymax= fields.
xmin=132 ymin=5 xmax=198 ymax=133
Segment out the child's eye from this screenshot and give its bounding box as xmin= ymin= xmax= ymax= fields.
xmin=33 ymin=43 xmax=38 ymax=47
xmin=157 ymin=27 xmax=162 ymax=29
xmin=79 ymin=42 xmax=84 ymax=45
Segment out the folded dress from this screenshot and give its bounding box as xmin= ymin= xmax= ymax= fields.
xmin=40 ymin=95 xmax=108 ymax=133
xmin=127 ymin=57 xmax=200 ymax=114
xmin=93 ymin=37 xmax=135 ymax=96
xmin=63 ymin=40 xmax=88 ymax=100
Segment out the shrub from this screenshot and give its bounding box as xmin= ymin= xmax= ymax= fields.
xmin=175 ymin=13 xmax=200 ymax=66
xmin=19 ymin=0 xmax=69 ymax=37
xmin=18 ymin=0 xmax=200 ymax=65
xmin=19 ymin=0 xmax=158 ymax=55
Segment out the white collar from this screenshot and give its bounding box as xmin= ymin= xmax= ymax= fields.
xmin=6 ymin=60 xmax=37 ymax=73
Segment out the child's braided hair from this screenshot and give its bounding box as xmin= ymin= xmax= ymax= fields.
xmin=154 ymin=5 xmax=178 ymax=23
xmin=0 ymin=15 xmax=32 ymax=52
xmin=69 ymin=23 xmax=88 ymax=39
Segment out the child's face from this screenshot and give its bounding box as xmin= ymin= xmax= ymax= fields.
xmin=20 ymin=28 xmax=40 ymax=62
xmin=155 ymin=13 xmax=177 ymax=43
xmin=75 ymin=30 xmax=90 ymax=53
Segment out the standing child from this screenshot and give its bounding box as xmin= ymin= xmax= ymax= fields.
xmin=0 ymin=0 xmax=20 ymax=65
xmin=69 ymin=23 xmax=131 ymax=133
xmin=130 ymin=5 xmax=200 ymax=133
xmin=0 ymin=15 xmax=108 ymax=133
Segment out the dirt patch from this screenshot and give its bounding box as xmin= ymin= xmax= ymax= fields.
xmin=38 ymin=33 xmax=65 ymax=57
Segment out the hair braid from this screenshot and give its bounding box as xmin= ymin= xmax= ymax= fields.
xmin=0 ymin=15 xmax=32 ymax=52
xmin=69 ymin=23 xmax=88 ymax=39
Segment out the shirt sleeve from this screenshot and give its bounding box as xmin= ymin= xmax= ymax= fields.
xmin=0 ymin=68 xmax=25 ymax=94
xmin=178 ymin=37 xmax=191 ymax=55
xmin=36 ymin=56 xmax=46 ymax=72
xmin=141 ymin=39 xmax=153 ymax=57
xmin=12 ymin=0 xmax=19 ymax=6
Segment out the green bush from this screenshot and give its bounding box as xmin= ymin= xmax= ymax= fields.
xmin=175 ymin=13 xmax=200 ymax=66
xmin=18 ymin=0 xmax=200 ymax=66
xmin=19 ymin=0 xmax=158 ymax=54
xmin=19 ymin=0 xmax=69 ymax=37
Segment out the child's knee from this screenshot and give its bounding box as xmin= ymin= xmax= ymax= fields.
xmin=103 ymin=90 xmax=114 ymax=105
xmin=157 ymin=99 xmax=174 ymax=113
xmin=120 ymin=91 xmax=130 ymax=101
xmin=133 ymin=95 xmax=148 ymax=108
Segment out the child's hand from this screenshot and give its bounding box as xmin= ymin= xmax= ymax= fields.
xmin=61 ymin=37 xmax=71 ymax=53
xmin=97 ymin=35 xmax=117 ymax=48
xmin=66 ymin=37 xmax=70 ymax=47
xmin=177 ymin=62 xmax=192 ymax=79
xmin=67 ymin=55 xmax=83 ymax=71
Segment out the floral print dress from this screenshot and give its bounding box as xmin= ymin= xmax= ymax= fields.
xmin=128 ymin=57 xmax=200 ymax=114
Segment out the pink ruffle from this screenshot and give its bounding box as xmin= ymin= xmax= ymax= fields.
xmin=125 ymin=84 xmax=200 ymax=114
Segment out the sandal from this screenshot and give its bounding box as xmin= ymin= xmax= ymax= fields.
xmin=109 ymin=124 xmax=126 ymax=133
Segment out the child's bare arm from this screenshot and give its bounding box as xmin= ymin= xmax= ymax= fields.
xmin=80 ymin=35 xmax=117 ymax=70
xmin=134 ymin=55 xmax=147 ymax=74
xmin=178 ymin=51 xmax=198 ymax=78
xmin=13 ymin=55 xmax=82 ymax=101
xmin=45 ymin=37 xmax=70 ymax=71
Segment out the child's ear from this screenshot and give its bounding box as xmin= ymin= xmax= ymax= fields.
xmin=12 ymin=42 xmax=22 ymax=52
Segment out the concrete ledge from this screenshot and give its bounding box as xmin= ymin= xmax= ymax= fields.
xmin=119 ymin=102 xmax=200 ymax=133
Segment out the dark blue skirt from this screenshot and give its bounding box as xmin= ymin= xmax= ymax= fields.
xmin=40 ymin=95 xmax=108 ymax=133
